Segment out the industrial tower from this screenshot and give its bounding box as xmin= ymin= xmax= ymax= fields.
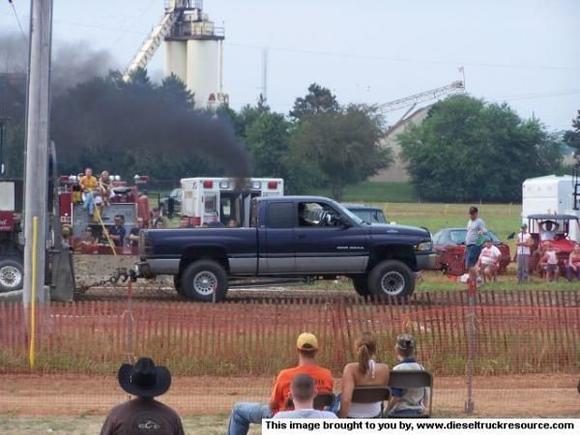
xmin=124 ymin=1 xmax=227 ymax=109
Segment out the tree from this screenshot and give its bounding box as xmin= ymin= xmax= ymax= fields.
xmin=289 ymin=83 xmax=340 ymax=120
xmin=564 ymin=110 xmax=580 ymax=151
xmin=289 ymin=104 xmax=392 ymax=200
xmin=245 ymin=110 xmax=291 ymax=178
xmin=399 ymin=95 xmax=563 ymax=202
xmin=158 ymin=74 xmax=195 ymax=111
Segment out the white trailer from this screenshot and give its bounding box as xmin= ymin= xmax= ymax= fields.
xmin=180 ymin=177 xmax=284 ymax=227
xmin=522 ymin=175 xmax=580 ymax=241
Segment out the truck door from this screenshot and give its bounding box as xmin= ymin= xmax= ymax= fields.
xmin=258 ymin=201 xmax=296 ymax=273
xmin=293 ymin=201 xmax=370 ymax=273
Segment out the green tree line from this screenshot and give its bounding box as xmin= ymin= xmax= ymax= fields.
xmin=0 ymin=69 xmax=574 ymax=201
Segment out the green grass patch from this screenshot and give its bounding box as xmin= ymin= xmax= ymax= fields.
xmin=312 ymin=181 xmax=418 ymax=203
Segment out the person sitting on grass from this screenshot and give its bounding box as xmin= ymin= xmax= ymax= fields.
xmin=387 ymin=334 xmax=430 ymax=418
xmin=338 ymin=332 xmax=390 ymax=418
xmin=565 ymin=243 xmax=580 ymax=281
xmin=274 ymin=374 xmax=337 ymax=419
xmin=539 ymin=242 xmax=559 ymax=282
xmin=476 ymin=239 xmax=502 ymax=283
xmin=100 ymin=357 xmax=184 ymax=435
xmin=227 ymin=332 xmax=333 ymax=435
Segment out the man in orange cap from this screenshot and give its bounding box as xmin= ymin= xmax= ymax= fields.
xmin=227 ymin=332 xmax=333 ymax=435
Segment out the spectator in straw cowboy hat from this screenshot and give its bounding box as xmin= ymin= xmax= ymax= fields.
xmin=100 ymin=357 xmax=184 ymax=435
xmin=227 ymin=332 xmax=333 ymax=435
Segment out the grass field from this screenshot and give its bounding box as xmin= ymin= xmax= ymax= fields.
xmin=311 ymin=181 xmax=418 ymax=202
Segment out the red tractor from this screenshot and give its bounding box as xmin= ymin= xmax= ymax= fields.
xmin=58 ymin=174 xmax=151 ymax=255
xmin=0 ymin=179 xmax=24 ymax=292
xmin=527 ymin=214 xmax=580 ymax=275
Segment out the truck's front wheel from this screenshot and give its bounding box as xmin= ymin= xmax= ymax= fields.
xmin=368 ymin=260 xmax=415 ymax=298
xmin=181 ymin=260 xmax=228 ymax=302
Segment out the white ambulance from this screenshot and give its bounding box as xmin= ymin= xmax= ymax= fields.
xmin=180 ymin=177 xmax=284 ymax=227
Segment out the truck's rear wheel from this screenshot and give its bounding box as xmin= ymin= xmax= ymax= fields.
xmin=368 ymin=260 xmax=414 ymax=298
xmin=351 ymin=276 xmax=370 ymax=297
xmin=181 ymin=260 xmax=228 ymax=302
xmin=0 ymin=259 xmax=24 ymax=292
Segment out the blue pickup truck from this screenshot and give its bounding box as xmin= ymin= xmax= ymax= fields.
xmin=135 ymin=196 xmax=436 ymax=301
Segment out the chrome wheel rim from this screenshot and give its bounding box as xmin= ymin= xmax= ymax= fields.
xmin=193 ymin=271 xmax=218 ymax=296
xmin=380 ymin=271 xmax=405 ymax=296
xmin=0 ymin=266 xmax=22 ymax=290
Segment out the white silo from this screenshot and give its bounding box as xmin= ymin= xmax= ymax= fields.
xmin=164 ymin=0 xmax=227 ymax=109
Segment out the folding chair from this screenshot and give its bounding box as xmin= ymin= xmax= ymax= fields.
xmin=388 ymin=370 xmax=433 ymax=418
xmin=351 ymin=385 xmax=391 ymax=417
xmin=286 ymin=392 xmax=335 ymax=411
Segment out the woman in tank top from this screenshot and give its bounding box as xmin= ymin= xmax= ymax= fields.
xmin=339 ymin=332 xmax=390 ymax=418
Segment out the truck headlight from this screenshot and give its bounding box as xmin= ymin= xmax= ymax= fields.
xmin=416 ymin=241 xmax=433 ymax=252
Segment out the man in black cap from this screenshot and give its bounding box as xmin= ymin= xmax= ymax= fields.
xmin=100 ymin=357 xmax=184 ymax=435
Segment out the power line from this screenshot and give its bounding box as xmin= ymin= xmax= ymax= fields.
xmin=7 ymin=0 xmax=27 ymax=39
xmin=500 ymin=89 xmax=580 ymax=102
xmin=226 ymin=41 xmax=580 ymax=72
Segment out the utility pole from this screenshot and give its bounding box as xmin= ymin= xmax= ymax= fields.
xmin=261 ymin=47 xmax=269 ymax=102
xmin=23 ymin=0 xmax=53 ymax=308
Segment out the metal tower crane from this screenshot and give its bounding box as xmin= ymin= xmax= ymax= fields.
xmin=378 ymin=80 xmax=465 ymax=114
xmin=122 ymin=1 xmax=226 ymax=108
xmin=122 ymin=4 xmax=178 ymax=82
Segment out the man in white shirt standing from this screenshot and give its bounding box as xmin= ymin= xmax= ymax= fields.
xmin=516 ymin=223 xmax=533 ymax=283
xmin=477 ymin=239 xmax=502 ymax=283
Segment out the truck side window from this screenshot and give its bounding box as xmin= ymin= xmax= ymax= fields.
xmin=266 ymin=202 xmax=296 ymax=228
xmin=298 ymin=202 xmax=340 ymax=227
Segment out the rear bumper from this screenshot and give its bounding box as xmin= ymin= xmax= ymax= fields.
xmin=416 ymin=252 xmax=437 ymax=270
xmin=135 ymin=259 xmax=179 ymax=277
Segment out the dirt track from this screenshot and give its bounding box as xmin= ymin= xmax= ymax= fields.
xmin=1 ymin=373 xmax=578 ymax=417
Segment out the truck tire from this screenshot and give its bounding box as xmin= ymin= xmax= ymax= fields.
xmin=0 ymin=259 xmax=24 ymax=293
xmin=173 ymin=275 xmax=184 ymax=296
xmin=368 ymin=260 xmax=415 ymax=298
xmin=180 ymin=260 xmax=228 ymax=302
xmin=351 ymin=276 xmax=370 ymax=297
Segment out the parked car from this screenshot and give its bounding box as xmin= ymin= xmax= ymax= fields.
xmin=432 ymin=228 xmax=511 ymax=275
xmin=343 ymin=203 xmax=387 ymax=224
xmin=159 ymin=188 xmax=182 ymax=217
xmin=135 ymin=195 xmax=437 ymax=301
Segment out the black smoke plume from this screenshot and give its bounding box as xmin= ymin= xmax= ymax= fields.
xmin=0 ymin=32 xmax=250 ymax=179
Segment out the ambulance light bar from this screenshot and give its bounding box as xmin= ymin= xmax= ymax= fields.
xmin=219 ymin=181 xmax=230 ymax=189
xmin=203 ymin=180 xmax=213 ymax=188
xmin=267 ymin=181 xmax=278 ymax=190
xmin=252 ymin=181 xmax=261 ymax=190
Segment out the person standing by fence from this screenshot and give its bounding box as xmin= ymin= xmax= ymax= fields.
xmin=566 ymin=243 xmax=580 ymax=281
xmin=516 ymin=223 xmax=533 ymax=283
xmin=465 ymin=206 xmax=487 ymax=283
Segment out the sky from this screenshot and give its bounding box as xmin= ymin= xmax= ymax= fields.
xmin=1 ymin=0 xmax=579 ymax=130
